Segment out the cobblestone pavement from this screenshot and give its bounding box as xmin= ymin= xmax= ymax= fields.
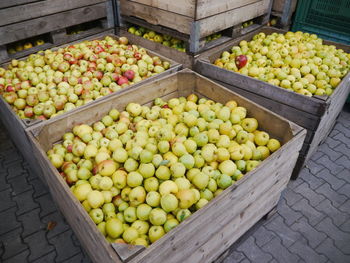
xmin=0 ymin=106 xmax=349 ymax=263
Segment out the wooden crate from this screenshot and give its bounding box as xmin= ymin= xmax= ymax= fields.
xmin=0 ymin=32 xmax=181 ymax=182
xmin=27 ymin=69 xmax=306 ymax=263
xmin=118 ymin=0 xmax=273 ymax=53
xmin=195 ymin=26 xmax=350 ymax=179
xmin=0 ymin=0 xmax=116 ymax=63
xmin=271 ymin=0 xmax=298 ymax=29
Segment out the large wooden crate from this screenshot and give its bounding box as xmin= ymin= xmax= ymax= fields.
xmin=195 ymin=27 xmax=350 ymax=179
xmin=271 ymin=0 xmax=298 ymax=29
xmin=0 ymin=33 xmax=181 ymax=182
xmin=119 ymin=0 xmax=273 ymax=53
xmin=0 ymin=0 xmax=116 ymax=63
xmin=27 ymin=69 xmax=306 ymax=263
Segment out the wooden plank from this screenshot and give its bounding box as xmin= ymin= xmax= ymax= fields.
xmin=197 ymin=0 xmax=271 ymax=37
xmin=127 ymin=0 xmax=196 ymax=18
xmin=196 ymin=0 xmax=262 ymax=20
xmin=120 ymin=0 xmax=193 ymax=35
xmin=0 ymin=3 xmax=107 ymax=45
xmin=305 ymin=73 xmax=350 ymax=161
xmin=0 ymin=0 xmax=107 ymax=27
xmin=0 ymin=0 xmax=40 ymax=9
xmin=28 ymin=70 xmax=305 ymax=263
xmin=272 ymin=0 xmax=297 ymax=13
xmin=112 ymin=243 xmax=145 ymax=262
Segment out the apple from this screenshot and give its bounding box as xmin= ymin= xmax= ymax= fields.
xmin=106 ymin=218 xmax=124 ymax=238
xmin=149 ymin=208 xmax=167 ymax=226
xmin=129 ymin=186 xmax=146 ymax=206
xmin=89 ymin=208 xmax=104 ymax=224
xmin=144 ymin=177 xmax=159 ymax=192
xmin=136 ymin=203 xmax=152 ymax=220
xmin=176 ymin=209 xmax=191 ymax=222
xmin=131 ymin=220 xmax=150 ymax=235
xmin=148 ymin=225 xmax=165 ymax=243
xmin=87 ymin=190 xmax=105 ymax=208
xmin=124 ymin=206 xmax=137 ymax=223
xmin=146 ymin=191 xmax=161 ymax=207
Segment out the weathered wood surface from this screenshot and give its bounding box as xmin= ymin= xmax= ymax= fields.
xmin=272 ymin=0 xmax=297 ymax=13
xmin=120 ymin=0 xmax=271 ymax=37
xmin=195 ymin=26 xmax=350 ymax=178
xmin=0 ymin=3 xmax=107 ymax=45
xmin=0 ymin=0 xmax=39 ymax=9
xmin=28 ymin=69 xmax=305 ymax=263
xmin=0 ymin=0 xmax=107 ymax=27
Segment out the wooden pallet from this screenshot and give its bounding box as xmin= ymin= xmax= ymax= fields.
xmin=118 ymin=0 xmax=273 ymax=54
xmin=27 ymin=69 xmax=306 ymax=263
xmin=0 ymin=0 xmax=115 ymax=63
xmin=271 ymin=0 xmax=298 ymax=29
xmin=0 ymin=32 xmax=181 ymax=184
xmin=195 ymin=26 xmax=350 ymax=180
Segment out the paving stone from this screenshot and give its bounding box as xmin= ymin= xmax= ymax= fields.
xmin=282 ymin=188 xmax=303 ymax=207
xmin=5 ymin=162 xmax=25 ymax=179
xmin=315 ymin=199 xmax=349 ymax=227
xmin=3 ymin=152 xmax=23 ymax=167
xmin=277 ymin=199 xmax=303 ymax=226
xmin=328 ymin=128 xmax=340 ymax=138
xmin=42 ymin=211 xmax=70 ymax=239
xmin=292 ymin=199 xmax=326 ymax=226
xmin=3 ymin=249 xmax=29 ymax=263
xmin=8 ymin=174 xmax=33 ymax=196
xmin=316 ymin=217 xmax=350 ymax=254
xmin=289 ymin=236 xmax=328 ymax=263
xmin=306 ymin=160 xmax=325 ymax=175
xmin=1 ymin=228 xmax=28 ymax=260
xmin=338 ymin=199 xmax=350 ymax=214
xmin=24 ymin=230 xmax=54 ymax=261
xmin=333 ymin=142 xmax=350 ymax=157
xmin=265 ymin=216 xmax=302 ymax=248
xmin=32 ymin=251 xmax=57 ymax=263
xmin=316 ymin=238 xmax=350 ymax=263
xmin=310 ymin=151 xmax=325 ymax=162
xmin=339 ymin=220 xmax=350 ymax=232
xmin=35 ymin=193 xmax=58 ymax=218
xmin=299 ymin=169 xmax=326 ymax=190
xmin=261 ymin=237 xmax=300 ymax=263
xmin=60 ymin=252 xmax=86 ymax=263
xmin=335 ymin=156 xmax=350 ymax=170
xmin=252 ymin=226 xmax=276 ymax=248
xmin=221 ymin=251 xmax=247 ymax=263
xmin=13 ymin=189 xmax=39 ymax=216
xmin=293 ymin=182 xmax=325 ymax=206
xmin=324 ymin=137 xmax=342 ymax=149
xmin=0 ymin=207 xmax=21 ymax=235
xmin=239 ymin=259 xmax=250 ymax=263
xmin=335 ymin=169 xmax=350 ymax=184
xmin=333 ymin=130 xmax=350 ymax=146
xmin=30 ymin=178 xmax=49 ymax=198
xmin=0 ymin=172 xmax=10 ymax=191
xmin=317 ymin=143 xmax=343 ymax=161
xmin=236 ymin=236 xmax=273 ymax=263
xmin=316 ymin=168 xmax=347 ymax=191
xmin=315 ymin=156 xmax=346 ymax=176
xmin=315 ymin=183 xmax=348 ymax=208
xmin=49 ymin=230 xmax=81 ymax=262
xmin=18 ymin=208 xmax=44 ymax=238
xmin=291 ymin=218 xmax=327 ymax=249
xmin=0 ymin=189 xmax=17 ymax=213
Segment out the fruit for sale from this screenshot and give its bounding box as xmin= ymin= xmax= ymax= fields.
xmin=47 ymin=95 xmax=282 ymax=247
xmin=215 ymin=31 xmax=350 ymax=97
xmin=1 ymin=36 xmax=169 ymax=120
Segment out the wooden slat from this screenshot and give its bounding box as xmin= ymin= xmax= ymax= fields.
xmin=305 ymin=72 xmax=350 ymax=161
xmin=196 ymin=0 xmax=262 ymax=20
xmin=0 ymin=3 xmax=107 ymax=45
xmin=0 ymin=0 xmax=40 ymax=9
xmin=197 ymin=0 xmax=271 ymax=37
xmin=0 ymin=0 xmax=107 ymax=27
xmin=127 ymin=0 xmax=196 ymax=18
xmin=120 ymin=0 xmax=193 ymax=35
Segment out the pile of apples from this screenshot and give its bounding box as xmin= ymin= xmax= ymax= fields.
xmin=214 ymin=31 xmax=350 ymax=97
xmin=8 ymin=38 xmax=45 ymax=54
xmin=47 ymin=94 xmax=281 ymax=246
xmin=128 ymin=25 xmax=186 ymax=52
xmin=0 ymin=36 xmax=169 ymax=120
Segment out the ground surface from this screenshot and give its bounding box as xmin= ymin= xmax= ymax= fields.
xmin=0 ymin=106 xmax=349 ymax=263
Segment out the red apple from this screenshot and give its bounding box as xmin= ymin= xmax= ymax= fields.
xmin=124 ymin=70 xmax=135 ymax=81
xmin=235 ymin=55 xmax=248 ymax=69
xmin=24 ymin=106 xmax=34 ymax=118
xmin=117 ymin=76 xmax=128 ymax=86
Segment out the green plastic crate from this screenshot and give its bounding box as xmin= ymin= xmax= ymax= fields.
xmin=292 ymin=0 xmax=350 ymax=44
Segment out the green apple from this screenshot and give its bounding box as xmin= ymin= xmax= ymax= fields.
xmin=112 ymin=170 xmax=127 ymax=189
xmin=148 ymin=226 xmax=165 ymax=243
xmin=149 ymin=208 xmax=167 ymax=226
xmin=218 ymin=160 xmax=237 ymax=176
xmin=146 ymin=191 xmax=161 ymax=207
xmin=192 ymin=172 xmax=209 ymax=190
xmin=87 ymin=190 xmax=105 ymax=208
xmin=73 ymin=183 xmax=92 ymax=201
xmin=217 ymin=174 xmax=233 ymax=189
xmin=136 ymin=203 xmax=152 ymax=220
xmin=131 ymin=220 xmax=150 ymax=235
xmin=124 ymin=206 xmax=137 ymax=223
xmin=176 ymin=209 xmax=191 ymax=222
xmin=164 ymin=218 xmax=179 ymax=233
xmin=89 ymin=208 xmax=104 ymax=224
xmin=127 ymin=171 xmax=143 ymax=187
xmin=176 ymin=189 xmax=196 ymax=209
xmin=161 ymin=194 xmax=178 ymax=212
